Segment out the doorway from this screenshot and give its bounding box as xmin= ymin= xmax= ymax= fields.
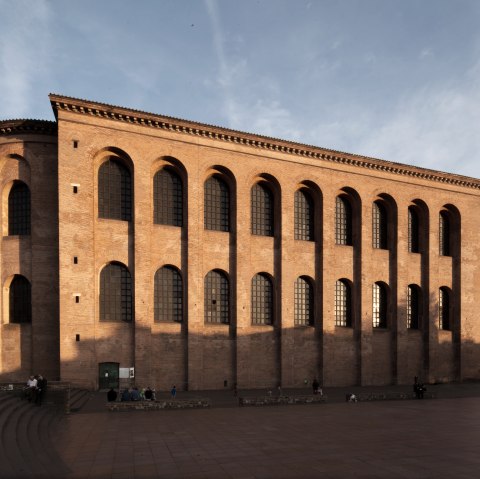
xmin=98 ymin=362 xmax=119 ymax=390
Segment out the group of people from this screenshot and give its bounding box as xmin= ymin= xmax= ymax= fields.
xmin=107 ymin=386 xmax=156 ymax=402
xmin=24 ymin=374 xmax=47 ymax=406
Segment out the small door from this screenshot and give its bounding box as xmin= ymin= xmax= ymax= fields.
xmin=98 ymin=362 xmax=119 ymax=390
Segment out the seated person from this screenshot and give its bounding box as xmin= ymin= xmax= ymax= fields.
xmin=144 ymin=387 xmax=153 ymax=400
xmin=130 ymin=387 xmax=141 ymax=401
xmin=121 ymin=388 xmax=131 ymax=402
xmin=107 ymin=388 xmax=118 ymax=402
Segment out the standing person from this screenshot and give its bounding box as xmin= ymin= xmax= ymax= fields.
xmin=171 ymin=385 xmax=176 ymax=399
xmin=25 ymin=375 xmax=37 ymax=402
xmin=35 ymin=375 xmax=47 ymax=406
xmin=312 ymin=378 xmax=320 ymax=395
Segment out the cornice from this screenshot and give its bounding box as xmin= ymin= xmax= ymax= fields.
xmin=0 ymin=119 xmax=57 ymax=137
xmin=49 ymin=93 xmax=480 ymax=190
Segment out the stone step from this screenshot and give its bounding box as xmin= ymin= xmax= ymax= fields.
xmin=69 ymin=389 xmax=92 ymax=412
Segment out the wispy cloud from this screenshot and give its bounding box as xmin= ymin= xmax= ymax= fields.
xmin=204 ymin=0 xmax=300 ymax=139
xmin=0 ymin=0 xmax=52 ymax=118
xmin=354 ymin=61 xmax=480 ymax=177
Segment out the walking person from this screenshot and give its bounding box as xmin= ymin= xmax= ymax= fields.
xmin=171 ymin=385 xmax=176 ymax=399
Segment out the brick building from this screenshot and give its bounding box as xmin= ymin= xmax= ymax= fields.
xmin=1 ymin=94 xmax=479 ymax=390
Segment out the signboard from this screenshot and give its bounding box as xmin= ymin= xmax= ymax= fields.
xmin=119 ymin=368 xmax=130 ymax=379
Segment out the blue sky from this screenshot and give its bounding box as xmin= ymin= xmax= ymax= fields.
xmin=1 ymin=0 xmax=480 ymax=177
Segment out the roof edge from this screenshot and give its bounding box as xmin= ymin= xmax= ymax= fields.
xmin=49 ymin=93 xmax=480 ymax=190
xmin=0 ymin=119 xmax=57 ymax=137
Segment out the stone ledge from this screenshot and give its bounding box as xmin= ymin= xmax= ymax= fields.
xmin=354 ymin=392 xmax=435 ymax=401
xmin=239 ymin=395 xmax=327 ymax=407
xmin=107 ymin=398 xmax=210 ymax=411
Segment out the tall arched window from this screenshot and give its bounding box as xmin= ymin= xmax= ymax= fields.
xmin=335 ymin=279 xmax=352 ymax=327
xmin=98 ymin=158 xmax=132 ymax=221
xmin=154 ymin=266 xmax=183 ymax=322
xmin=100 ymin=263 xmax=133 ymax=322
xmin=407 ymin=284 xmax=421 ymax=329
xmin=9 ymin=275 xmax=31 ymax=323
xmin=251 ymin=183 xmax=273 ymax=236
xmin=153 ymin=168 xmax=183 ymax=226
xmin=204 ymin=175 xmax=230 ymax=232
xmin=294 ymin=189 xmax=314 ymax=241
xmin=439 ymin=287 xmax=451 ymax=330
xmin=335 ymin=196 xmax=352 ymax=245
xmin=372 ymin=201 xmax=388 ymax=249
xmin=204 ymin=270 xmax=229 ymax=323
xmin=251 ymin=273 xmax=273 ymax=325
xmin=373 ymin=282 xmax=387 ymax=328
xmin=408 ymin=207 xmax=420 ymax=253
xmin=439 ymin=211 xmax=451 ymax=256
xmin=294 ymin=276 xmax=314 ymax=325
xmin=8 ymin=181 xmax=31 ymax=235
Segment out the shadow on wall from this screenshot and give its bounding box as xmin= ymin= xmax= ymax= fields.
xmin=1 ymin=301 xmax=476 ymax=391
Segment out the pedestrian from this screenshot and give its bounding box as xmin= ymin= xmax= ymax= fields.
xmin=35 ymin=375 xmax=47 ymax=406
xmin=171 ymin=385 xmax=176 ymax=399
xmin=312 ymin=378 xmax=319 ymax=395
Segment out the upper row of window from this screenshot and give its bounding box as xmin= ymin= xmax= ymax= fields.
xmin=6 ymin=159 xmax=457 ymax=257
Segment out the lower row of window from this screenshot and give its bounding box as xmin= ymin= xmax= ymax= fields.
xmin=8 ymin=267 xmax=453 ymax=331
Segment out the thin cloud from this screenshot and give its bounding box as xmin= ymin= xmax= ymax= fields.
xmin=0 ymin=0 xmax=52 ymax=118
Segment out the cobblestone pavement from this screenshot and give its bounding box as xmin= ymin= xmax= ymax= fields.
xmin=54 ymin=383 xmax=480 ymax=478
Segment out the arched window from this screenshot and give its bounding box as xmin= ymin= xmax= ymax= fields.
xmin=153 ymin=168 xmax=183 ymax=226
xmin=9 ymin=275 xmax=31 ymax=323
xmin=372 ymin=201 xmax=388 ymax=249
xmin=335 ymin=279 xmax=352 ymax=327
xmin=294 ymin=189 xmax=314 ymax=241
xmin=335 ymin=196 xmax=352 ymax=245
xmin=98 ymin=158 xmax=132 ymax=221
xmin=294 ymin=276 xmax=314 ymax=325
xmin=439 ymin=211 xmax=450 ymax=256
xmin=154 ymin=266 xmax=183 ymax=322
xmin=373 ymin=282 xmax=387 ymax=328
xmin=8 ymin=181 xmax=31 ymax=235
xmin=251 ymin=183 xmax=273 ymax=236
xmin=439 ymin=287 xmax=451 ymax=330
xmin=204 ymin=270 xmax=229 ymax=323
xmin=408 ymin=207 xmax=420 ymax=253
xmin=407 ymin=284 xmax=421 ymax=329
xmin=100 ymin=263 xmax=133 ymax=322
xmin=204 ymin=175 xmax=229 ymax=232
xmin=251 ymin=273 xmax=273 ymax=325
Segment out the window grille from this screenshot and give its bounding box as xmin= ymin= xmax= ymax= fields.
xmin=439 ymin=212 xmax=450 ymax=256
xmin=9 ymin=275 xmax=31 ymax=323
xmin=372 ymin=201 xmax=388 ymax=249
xmin=373 ymin=283 xmax=387 ymax=328
xmin=335 ymin=196 xmax=352 ymax=245
xmin=408 ymin=207 xmax=420 ymax=253
xmin=100 ymin=263 xmax=133 ymax=322
xmin=154 ymin=168 xmax=183 ymax=226
xmin=294 ymin=190 xmax=313 ymax=241
xmin=204 ymin=176 xmax=229 ymax=232
xmin=251 ymin=183 xmax=274 ymax=236
xmin=251 ymin=274 xmax=273 ymax=325
xmin=155 ymin=266 xmax=183 ymax=322
xmin=335 ymin=280 xmax=352 ymax=327
xmin=439 ymin=287 xmax=450 ymax=330
xmin=407 ymin=285 xmax=420 ymax=329
xmin=204 ymin=270 xmax=229 ymax=323
xmin=98 ymin=158 xmax=132 ymax=221
xmin=294 ymin=277 xmax=314 ymax=325
xmin=8 ymin=182 xmax=31 ymax=235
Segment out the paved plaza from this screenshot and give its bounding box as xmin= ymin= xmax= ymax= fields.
xmin=2 ymin=384 xmax=480 ymax=478
xmin=57 ymin=390 xmax=480 ymax=478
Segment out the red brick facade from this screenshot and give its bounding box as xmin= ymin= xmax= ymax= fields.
xmin=1 ymin=95 xmax=479 ymax=390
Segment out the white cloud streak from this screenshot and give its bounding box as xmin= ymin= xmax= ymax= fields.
xmin=0 ymin=0 xmax=52 ymax=118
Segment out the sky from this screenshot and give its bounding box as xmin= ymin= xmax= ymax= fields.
xmin=1 ymin=0 xmax=480 ymax=178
